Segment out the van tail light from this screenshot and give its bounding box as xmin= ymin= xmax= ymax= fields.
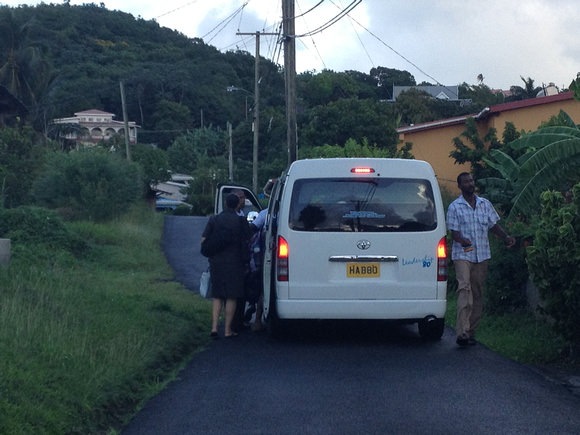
xmin=437 ymin=237 xmax=448 ymax=282
xmin=277 ymin=236 xmax=289 ymax=281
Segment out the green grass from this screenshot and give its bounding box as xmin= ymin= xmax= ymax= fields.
xmin=445 ymin=293 xmax=571 ymax=367
xmin=0 ymin=204 xmax=211 ymax=434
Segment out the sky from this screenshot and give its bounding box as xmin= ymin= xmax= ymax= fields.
xmin=2 ymin=0 xmax=579 ymax=90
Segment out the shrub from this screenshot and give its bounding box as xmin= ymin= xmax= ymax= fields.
xmin=526 ymin=182 xmax=580 ymax=347
xmin=188 ymin=194 xmax=213 ymax=216
xmin=486 ymin=236 xmax=528 ymax=313
xmin=0 ymin=206 xmax=87 ymax=254
xmin=32 ymin=150 xmax=144 ymax=221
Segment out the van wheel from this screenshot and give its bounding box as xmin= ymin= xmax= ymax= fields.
xmin=418 ymin=316 xmax=444 ymax=340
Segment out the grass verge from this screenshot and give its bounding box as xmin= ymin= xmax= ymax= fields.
xmin=446 ymin=292 xmax=575 ymax=369
xmin=0 ymin=204 xmax=211 ymax=434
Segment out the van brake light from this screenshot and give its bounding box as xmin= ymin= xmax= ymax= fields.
xmin=277 ymin=236 xmax=289 ymax=281
xmin=437 ymin=237 xmax=447 ymax=282
xmin=351 ymin=167 xmax=375 ymax=174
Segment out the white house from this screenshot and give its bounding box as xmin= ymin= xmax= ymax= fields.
xmin=51 ymin=109 xmax=139 ymax=145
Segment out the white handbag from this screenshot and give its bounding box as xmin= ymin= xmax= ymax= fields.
xmin=199 ymin=269 xmax=212 ymax=299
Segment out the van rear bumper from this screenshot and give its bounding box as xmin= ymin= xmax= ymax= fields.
xmin=276 ymin=299 xmax=446 ymax=320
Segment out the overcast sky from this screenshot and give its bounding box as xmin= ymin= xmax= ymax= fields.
xmin=2 ymin=0 xmax=579 ymax=90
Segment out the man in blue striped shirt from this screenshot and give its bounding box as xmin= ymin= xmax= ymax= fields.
xmin=447 ymin=172 xmax=515 ymax=346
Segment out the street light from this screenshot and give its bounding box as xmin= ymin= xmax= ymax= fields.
xmin=227 ymin=85 xmax=259 ymax=193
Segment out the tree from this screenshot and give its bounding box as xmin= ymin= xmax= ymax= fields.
xmin=166 ymin=127 xmax=227 ymax=175
xmin=526 ymin=182 xmax=580 ymax=349
xmin=300 ymin=98 xmax=399 ymax=152
xmin=508 ymin=76 xmax=542 ymax=101
xmin=369 ymin=66 xmax=415 ymax=100
xmin=151 ymin=100 xmax=192 ymax=149
xmin=395 ymin=88 xmax=435 ymax=125
xmin=300 ymin=137 xmax=413 ymax=159
xmin=449 ymin=117 xmax=500 ymax=181
xmin=480 ymin=111 xmax=580 ymax=219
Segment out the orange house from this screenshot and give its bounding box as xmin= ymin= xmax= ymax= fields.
xmin=396 ymin=92 xmax=580 ymax=194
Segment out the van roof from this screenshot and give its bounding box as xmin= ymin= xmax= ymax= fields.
xmin=287 ymin=158 xmax=436 ymax=179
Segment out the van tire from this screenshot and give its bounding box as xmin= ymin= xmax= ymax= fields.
xmin=418 ymin=317 xmax=444 ymax=340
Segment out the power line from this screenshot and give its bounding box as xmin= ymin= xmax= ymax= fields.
xmin=295 ymin=0 xmax=327 ymax=69
xmin=203 ymin=2 xmax=249 ymax=44
xmin=155 ymin=0 xmax=204 ymax=20
xmin=339 ymin=5 xmax=446 ymax=88
xmin=295 ymin=0 xmax=362 ymax=38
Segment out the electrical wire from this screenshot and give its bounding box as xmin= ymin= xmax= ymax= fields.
xmin=295 ymin=0 xmax=362 ymax=38
xmin=296 ymin=0 xmax=327 ymax=69
xmin=155 ymin=0 xmax=204 ymax=20
xmin=202 ymin=3 xmax=249 ymax=44
xmin=339 ymin=5 xmax=448 ymax=89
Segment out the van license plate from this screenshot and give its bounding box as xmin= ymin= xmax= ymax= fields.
xmin=346 ymin=262 xmax=380 ymax=278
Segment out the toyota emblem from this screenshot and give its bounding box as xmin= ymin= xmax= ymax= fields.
xmin=356 ymin=240 xmax=371 ymax=250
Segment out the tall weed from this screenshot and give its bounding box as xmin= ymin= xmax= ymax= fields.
xmin=0 ymin=203 xmax=210 ymax=433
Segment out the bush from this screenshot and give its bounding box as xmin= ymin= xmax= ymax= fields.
xmin=188 ymin=194 xmax=213 ymax=216
xmin=526 ymin=182 xmax=580 ymax=347
xmin=32 ymin=150 xmax=144 ymax=221
xmin=486 ymin=236 xmax=528 ymax=313
xmin=0 ymin=206 xmax=87 ymax=254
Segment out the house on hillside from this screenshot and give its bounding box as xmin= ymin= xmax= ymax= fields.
xmin=51 ymin=109 xmax=139 ymax=145
xmin=396 ymin=91 xmax=580 ymax=193
xmin=391 ymin=85 xmax=463 ymax=102
xmin=0 ymin=85 xmax=28 ymax=127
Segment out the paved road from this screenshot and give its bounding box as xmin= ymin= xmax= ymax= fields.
xmin=124 ymin=216 xmax=580 ymax=435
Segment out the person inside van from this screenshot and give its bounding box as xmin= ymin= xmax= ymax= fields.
xmin=447 ymin=172 xmax=515 ymax=347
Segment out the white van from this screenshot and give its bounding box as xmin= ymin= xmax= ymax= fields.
xmin=260 ymin=158 xmax=448 ymax=339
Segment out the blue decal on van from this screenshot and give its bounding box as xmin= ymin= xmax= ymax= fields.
xmin=402 ymin=256 xmax=434 ymax=267
xmin=342 ymin=211 xmax=386 ymax=219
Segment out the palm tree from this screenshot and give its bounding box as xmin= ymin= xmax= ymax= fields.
xmin=508 ymin=76 xmax=542 ymax=101
xmin=0 ymin=11 xmax=49 ymax=107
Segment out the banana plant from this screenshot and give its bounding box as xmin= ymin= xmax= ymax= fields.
xmin=479 ymin=111 xmax=580 ymax=220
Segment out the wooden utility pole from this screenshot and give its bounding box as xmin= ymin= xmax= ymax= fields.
xmin=282 ymin=0 xmax=297 ymax=164
xmin=236 ymin=31 xmax=277 ymax=192
xmin=227 ymin=121 xmax=233 ymax=181
xmin=252 ymin=32 xmax=260 ymax=193
xmin=119 ymin=80 xmax=131 ymax=161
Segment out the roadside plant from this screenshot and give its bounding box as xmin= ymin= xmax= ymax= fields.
xmin=480 ymin=111 xmax=580 ymax=220
xmin=32 ymin=149 xmax=143 ymax=221
xmin=526 ymin=182 xmax=580 ymax=349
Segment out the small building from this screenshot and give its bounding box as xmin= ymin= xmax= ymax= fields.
xmin=51 ymin=109 xmax=139 ymax=145
xmin=392 ymin=85 xmax=461 ymax=101
xmin=396 ymin=91 xmax=580 ymax=194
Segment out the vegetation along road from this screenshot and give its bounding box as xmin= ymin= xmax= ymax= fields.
xmin=122 ymin=216 xmax=580 ymax=434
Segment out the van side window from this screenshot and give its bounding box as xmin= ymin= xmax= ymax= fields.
xmin=288 ymin=178 xmax=437 ymax=232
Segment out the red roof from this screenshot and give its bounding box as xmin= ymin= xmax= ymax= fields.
xmin=397 ymin=92 xmax=576 ymax=134
xmin=486 ymin=91 xmax=574 ymax=115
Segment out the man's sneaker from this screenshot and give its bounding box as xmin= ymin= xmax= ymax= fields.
xmin=468 ymin=337 xmax=477 ymax=345
xmin=456 ymin=337 xmax=469 ymax=346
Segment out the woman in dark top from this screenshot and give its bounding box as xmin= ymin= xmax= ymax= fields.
xmin=201 ymin=193 xmax=251 ymax=338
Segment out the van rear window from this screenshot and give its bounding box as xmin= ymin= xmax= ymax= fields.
xmin=288 ymin=178 xmax=437 ymax=232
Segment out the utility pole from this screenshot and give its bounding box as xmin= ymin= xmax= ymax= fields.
xmin=282 ymin=0 xmax=297 ymax=164
xmin=227 ymin=121 xmax=233 ymax=181
xmin=119 ymin=80 xmax=131 ymax=161
xmin=236 ymin=31 xmax=277 ymax=192
xmin=252 ymin=32 xmax=260 ymax=193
